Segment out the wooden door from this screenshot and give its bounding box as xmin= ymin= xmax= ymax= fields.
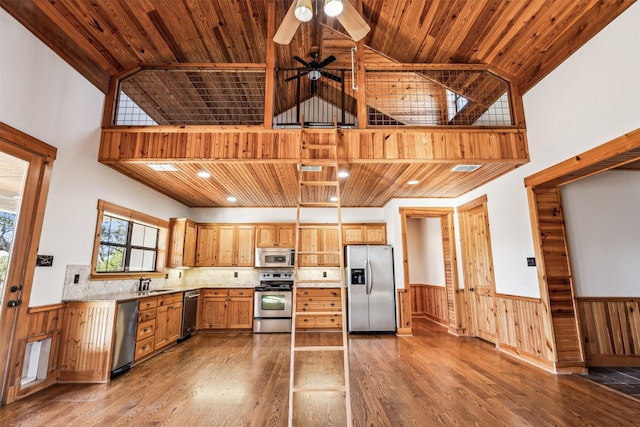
xmin=459 ymin=197 xmax=497 ymax=343
xmin=154 ymin=305 xmax=169 ymax=350
xmin=183 ymin=221 xmax=197 ymax=266
xmin=276 ymin=225 xmax=295 ymax=247
xmin=166 ymin=302 xmax=183 ymax=343
xmin=235 ymin=225 xmax=255 ymax=266
xmin=364 ymin=224 xmax=386 ymax=244
xmin=256 ymin=225 xmax=277 ymax=247
xmin=195 ymin=224 xmax=217 ymax=266
xmin=201 ymin=297 xmax=227 ymax=329
xmin=227 ymin=297 xmax=253 ymax=329
xmin=342 ymin=225 xmax=364 ymax=245
xmin=216 ymin=225 xmax=236 ymax=266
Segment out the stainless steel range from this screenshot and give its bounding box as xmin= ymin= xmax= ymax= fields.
xmin=253 ymin=270 xmax=293 ymax=333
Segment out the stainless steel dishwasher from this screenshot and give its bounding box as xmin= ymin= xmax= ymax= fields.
xmin=180 ymin=290 xmax=199 ymax=339
xmin=111 ymin=300 xmax=139 ymax=377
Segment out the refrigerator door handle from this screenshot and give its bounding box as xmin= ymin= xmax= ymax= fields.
xmin=366 ymin=258 xmax=373 ymax=295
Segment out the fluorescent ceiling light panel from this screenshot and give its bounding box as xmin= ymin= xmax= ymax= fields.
xmin=450 ymin=165 xmax=481 ymax=172
xmin=148 ymin=164 xmax=178 ymax=171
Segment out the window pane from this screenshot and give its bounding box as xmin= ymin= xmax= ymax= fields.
xmin=97 ymin=245 xmax=126 ymax=272
xmin=101 ymin=216 xmax=128 ymax=245
xmin=131 ymin=223 xmax=158 ymax=248
xmin=130 ymin=223 xmax=145 ymax=246
xmin=129 ymin=249 xmax=156 ymax=272
xmin=143 ymin=226 xmax=158 ymax=248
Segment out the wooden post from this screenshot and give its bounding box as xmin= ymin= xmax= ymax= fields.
xmin=264 ymin=1 xmax=276 ymax=129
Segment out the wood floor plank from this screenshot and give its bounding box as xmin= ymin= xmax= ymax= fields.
xmin=1 ymin=320 xmax=639 ymax=426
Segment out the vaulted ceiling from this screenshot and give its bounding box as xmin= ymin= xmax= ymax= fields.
xmin=1 ymin=0 xmax=635 ymax=208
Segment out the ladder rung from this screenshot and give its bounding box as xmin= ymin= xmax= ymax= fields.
xmin=301 ymin=202 xmax=338 ymax=207
xmin=294 ymin=345 xmax=345 ymax=352
xmin=297 ymin=224 xmax=340 ymax=229
xmin=296 ymin=311 xmax=343 ymax=316
xmin=301 ymin=181 xmax=339 ymax=186
xmin=303 ymin=144 xmax=337 ymax=150
xmin=292 ymin=385 xmax=346 ymax=393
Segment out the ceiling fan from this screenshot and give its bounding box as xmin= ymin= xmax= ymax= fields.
xmin=285 ymin=51 xmax=343 ymax=93
xmin=274 ymin=0 xmax=371 ymax=45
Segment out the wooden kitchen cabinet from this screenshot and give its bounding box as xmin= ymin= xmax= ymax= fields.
xmin=154 ymin=293 xmax=183 ymax=350
xmin=342 ymin=223 xmax=387 ymax=245
xmin=199 ymin=288 xmax=254 ymax=330
xmin=298 ymin=226 xmax=340 ymax=267
xmin=216 ymin=225 xmax=255 ymax=266
xmin=255 ymin=224 xmax=295 ymax=247
xmin=196 ymin=224 xmax=218 ymax=266
xmin=167 ymin=218 xmax=197 ymax=267
xmin=295 ymin=288 xmax=342 ymax=330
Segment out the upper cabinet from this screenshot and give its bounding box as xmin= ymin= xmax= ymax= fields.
xmin=167 ymin=218 xmax=197 ymax=268
xmin=255 ymin=224 xmax=295 ymax=248
xmin=298 ymin=226 xmax=340 ymax=267
xmin=195 ymin=224 xmax=218 ymax=267
xmin=216 ymin=225 xmax=255 ymax=267
xmin=342 ymin=224 xmax=387 ymax=245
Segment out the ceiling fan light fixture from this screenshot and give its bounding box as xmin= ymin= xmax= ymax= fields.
xmin=308 ymin=69 xmax=321 ymax=80
xmin=294 ymin=0 xmax=313 ymax=22
xmin=324 ymin=0 xmax=344 ymax=17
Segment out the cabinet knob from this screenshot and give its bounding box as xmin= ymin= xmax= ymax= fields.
xmin=145 ymin=313 xmax=150 ymax=318
xmin=330 ymin=318 xmax=335 ymax=322
xmin=146 ymin=302 xmax=151 ymax=306
xmin=303 ymin=303 xmax=308 ymax=306
xmin=142 ymin=345 xmax=148 ymax=350
xmin=303 ymin=319 xmax=308 ymax=322
xmin=238 ymin=291 xmax=244 ymax=295
xmin=330 ymin=303 xmax=335 ymax=307
xmin=143 ymin=328 xmax=148 ymax=332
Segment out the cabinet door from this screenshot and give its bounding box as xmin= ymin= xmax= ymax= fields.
xmin=154 ymin=305 xmax=169 ymax=350
xmin=183 ymin=220 xmax=197 ymax=266
xmin=276 ymin=225 xmax=295 ymax=247
xmin=364 ymin=224 xmax=387 ymax=244
xmin=256 ymin=225 xmax=277 ymax=247
xmin=166 ymin=302 xmax=183 ymax=343
xmin=342 ymin=225 xmax=365 ymax=245
xmin=227 ymin=297 xmax=253 ymax=329
xmin=298 ymin=228 xmax=319 ymax=267
xmin=196 ymin=224 xmax=218 ymax=266
xmin=201 ymin=297 xmax=228 ymax=329
xmin=216 ymin=225 xmax=236 ymax=266
xmin=235 ymin=225 xmax=255 ymax=266
xmin=320 ymin=228 xmax=340 ymax=266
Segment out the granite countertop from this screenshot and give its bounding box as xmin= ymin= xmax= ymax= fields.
xmin=62 ymin=284 xmax=256 ymax=303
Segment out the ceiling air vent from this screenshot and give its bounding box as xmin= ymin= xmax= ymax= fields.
xmin=450 ymin=164 xmax=481 ymax=173
xmin=300 ymin=165 xmax=322 ymax=172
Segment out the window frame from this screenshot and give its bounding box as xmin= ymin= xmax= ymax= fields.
xmin=90 ymin=200 xmax=168 ymax=280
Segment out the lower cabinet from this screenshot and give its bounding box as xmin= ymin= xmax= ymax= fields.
xmin=200 ymin=288 xmax=254 ymax=330
xmin=295 ymin=288 xmax=342 ymax=330
xmin=135 ymin=292 xmax=183 ymax=362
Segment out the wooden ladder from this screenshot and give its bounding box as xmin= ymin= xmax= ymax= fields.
xmin=288 ymin=122 xmax=351 ymax=426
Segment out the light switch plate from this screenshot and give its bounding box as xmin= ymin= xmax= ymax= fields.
xmin=526 ymin=257 xmax=536 ymax=267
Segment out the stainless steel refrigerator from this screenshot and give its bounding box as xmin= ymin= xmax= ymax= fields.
xmin=345 ymin=245 xmax=396 ymax=333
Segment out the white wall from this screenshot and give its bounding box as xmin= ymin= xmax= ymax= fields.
xmin=450 ymin=2 xmax=640 ymax=298
xmin=0 ymin=10 xmax=190 ymax=306
xmin=406 ymin=218 xmax=445 ymax=286
xmin=561 ymin=171 xmax=640 ymax=297
xmin=189 ymin=207 xmax=385 ymax=223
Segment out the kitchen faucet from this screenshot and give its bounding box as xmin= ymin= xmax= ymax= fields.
xmin=138 ymin=277 xmax=151 ymax=292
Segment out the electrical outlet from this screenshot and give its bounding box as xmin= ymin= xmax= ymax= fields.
xmin=73 ymin=274 xmax=80 ymax=284
xmin=323 ymin=271 xmax=327 ymax=278
xmin=234 ymin=271 xmax=238 ymax=278
xmin=179 ymin=271 xmax=182 ymax=279
xmin=527 ymin=257 xmax=536 ymax=267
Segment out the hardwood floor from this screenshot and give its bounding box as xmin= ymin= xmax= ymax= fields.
xmin=1 ymin=319 xmax=639 ymax=426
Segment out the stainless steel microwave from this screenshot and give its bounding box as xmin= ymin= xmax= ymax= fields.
xmin=254 ymin=247 xmax=295 ymax=267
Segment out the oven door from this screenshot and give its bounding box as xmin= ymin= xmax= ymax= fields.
xmin=254 ymin=290 xmax=292 ymax=319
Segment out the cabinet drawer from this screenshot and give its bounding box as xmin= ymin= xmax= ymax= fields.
xmin=138 ymin=308 xmax=157 ymax=323
xmin=136 ymin=319 xmax=155 ymax=341
xmin=296 ymin=313 xmax=342 ymax=329
xmin=298 ymin=299 xmax=341 ymax=312
xmin=297 ymin=288 xmax=340 ymax=298
xmin=158 ymin=292 xmax=182 ymax=306
xmin=135 ymin=336 xmax=155 ymax=360
xmin=202 ymin=289 xmax=229 ymax=297
xmin=138 ymin=296 xmax=157 ymax=311
xmin=229 ymin=288 xmax=254 ymax=297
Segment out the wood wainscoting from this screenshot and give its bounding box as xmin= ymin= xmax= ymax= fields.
xmin=396 ymin=289 xmax=412 ymax=335
xmin=410 ymin=284 xmax=448 ymax=326
xmin=4 ymin=304 xmax=65 ymax=402
xmin=496 ymin=294 xmax=555 ymax=372
xmin=577 ymin=297 xmax=640 ymax=367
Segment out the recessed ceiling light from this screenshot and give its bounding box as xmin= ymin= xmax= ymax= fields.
xmin=451 ymin=164 xmax=481 ymax=172
xmin=197 ymin=171 xmax=211 ymax=178
xmin=147 ymin=163 xmax=178 ymax=172
xmin=337 ymin=170 xmax=349 ymax=178
xmin=330 ymin=196 xmax=338 ymax=202
xmin=227 ymin=196 xmax=237 ymax=202
xmin=407 ymin=180 xmax=419 ymax=185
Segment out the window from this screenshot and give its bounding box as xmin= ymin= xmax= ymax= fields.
xmin=91 ymin=200 xmax=168 ymax=279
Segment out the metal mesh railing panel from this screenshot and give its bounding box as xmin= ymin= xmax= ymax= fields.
xmin=115 ymin=69 xmax=265 ymax=126
xmin=366 ymin=69 xmax=512 ymax=126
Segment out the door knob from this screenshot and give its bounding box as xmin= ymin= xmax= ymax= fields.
xmin=7 ymin=299 xmax=22 ymax=307
xmin=10 ymin=285 xmax=22 ymax=293
xmin=470 ymin=288 xmax=475 ymax=292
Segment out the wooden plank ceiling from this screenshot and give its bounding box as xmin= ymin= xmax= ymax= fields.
xmin=1 ymin=0 xmax=635 ymax=208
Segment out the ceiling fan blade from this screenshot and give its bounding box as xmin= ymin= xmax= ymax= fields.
xmin=321 ymin=71 xmax=343 ymax=83
xmin=317 ymin=55 xmax=337 ymax=69
xmin=336 ymin=0 xmax=371 ymax=42
xmin=285 ymin=71 xmax=310 ymax=82
xmin=293 ymin=56 xmax=312 ymax=68
xmin=273 ymin=1 xmax=301 ymax=45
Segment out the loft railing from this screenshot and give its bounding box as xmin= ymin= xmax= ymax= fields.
xmin=111 ymin=66 xmax=513 ymax=128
